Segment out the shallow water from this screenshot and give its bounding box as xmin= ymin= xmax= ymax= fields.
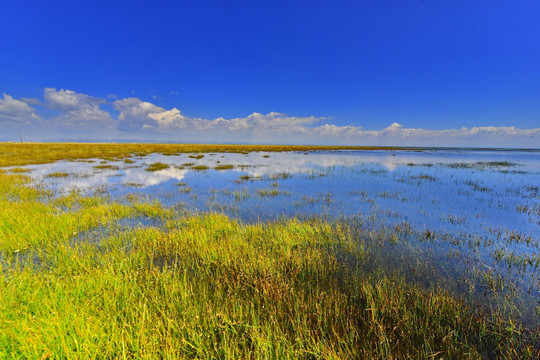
xmin=14 ymin=148 xmax=540 ymax=320
xmin=23 ymin=149 xmax=540 ymax=235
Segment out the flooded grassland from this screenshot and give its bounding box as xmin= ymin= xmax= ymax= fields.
xmin=0 ymin=144 xmax=539 ymax=359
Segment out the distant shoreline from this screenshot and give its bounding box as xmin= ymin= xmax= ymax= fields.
xmin=1 ymin=142 xmax=539 ymax=152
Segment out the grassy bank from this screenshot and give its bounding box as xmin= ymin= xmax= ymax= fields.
xmin=2 ymin=142 xmax=533 ymax=168
xmin=0 ymin=143 xmax=412 ymax=167
xmin=0 ymin=168 xmax=538 ymax=359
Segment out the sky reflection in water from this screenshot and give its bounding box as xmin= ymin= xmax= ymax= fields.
xmin=27 ymin=149 xmax=539 ymax=237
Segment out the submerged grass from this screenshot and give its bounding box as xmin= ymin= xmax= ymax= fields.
xmin=93 ymin=164 xmax=120 ymax=170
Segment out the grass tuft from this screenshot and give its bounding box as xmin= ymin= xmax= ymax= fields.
xmin=46 ymin=172 xmax=69 ymax=178
xmin=192 ymin=165 xmax=209 ymax=171
xmin=214 ymin=164 xmax=235 ymax=170
xmin=145 ymin=162 xmax=170 ymax=172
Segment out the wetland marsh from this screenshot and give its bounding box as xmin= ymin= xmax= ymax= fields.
xmin=0 ymin=143 xmax=539 ymax=359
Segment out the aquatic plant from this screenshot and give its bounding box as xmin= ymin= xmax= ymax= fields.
xmin=189 ymin=154 xmax=205 ymax=160
xmin=214 ymin=164 xmax=235 ymax=170
xmin=46 ymin=172 xmax=69 ymax=178
xmin=145 ymin=162 xmax=170 ymax=172
xmin=93 ymin=164 xmax=120 ymax=170
xmin=192 ymin=165 xmax=209 ymax=171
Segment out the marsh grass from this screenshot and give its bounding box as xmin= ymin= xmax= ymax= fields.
xmin=214 ymin=164 xmax=235 ymax=170
xmin=8 ymin=167 xmax=30 ymax=173
xmin=0 ymin=143 xmax=442 ymax=167
xmin=145 ymin=162 xmax=170 ymax=172
xmin=256 ymin=189 xmax=291 ymax=197
xmin=189 ymin=154 xmax=205 ymax=160
xmin=1 ymin=197 xmax=538 ymax=358
xmin=192 ymin=165 xmax=209 ymax=171
xmin=93 ymin=164 xmax=120 ymax=170
xmin=45 ymin=172 xmax=69 ymax=178
xmin=447 ymin=161 xmax=518 ymax=170
xmin=268 ymin=172 xmax=292 ymax=180
xmin=0 ymin=144 xmax=539 ymax=358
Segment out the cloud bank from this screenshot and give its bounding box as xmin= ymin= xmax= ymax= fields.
xmin=0 ymin=93 xmax=41 ymax=124
xmin=1 ymin=89 xmax=539 ymax=147
xmin=43 ymin=88 xmax=113 ymax=128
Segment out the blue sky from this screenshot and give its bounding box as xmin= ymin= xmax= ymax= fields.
xmin=1 ymin=0 xmax=539 ymax=146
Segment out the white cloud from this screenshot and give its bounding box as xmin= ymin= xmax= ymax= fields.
xmin=3 ymin=90 xmax=539 ymax=147
xmin=148 ymin=108 xmax=190 ymax=128
xmin=113 ymin=97 xmax=165 ymax=130
xmin=113 ymin=98 xmax=328 ymax=135
xmin=336 ymin=123 xmax=540 ymax=147
xmin=0 ymin=93 xmax=41 ymax=123
xmin=44 ymin=88 xmax=113 ymax=127
xmin=20 ymin=97 xmax=41 ymax=105
xmin=145 ymin=107 xmax=327 ymax=134
xmin=44 ymin=88 xmax=103 ymax=111
xmin=208 ymin=112 xmax=323 ymax=133
xmin=358 ymin=123 xmax=540 ymax=139
xmin=109 ymin=97 xmax=540 ymax=147
xmin=312 ymin=124 xmax=361 ymax=137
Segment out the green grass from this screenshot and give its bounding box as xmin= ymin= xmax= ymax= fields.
xmin=0 ymin=192 xmax=537 ymax=358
